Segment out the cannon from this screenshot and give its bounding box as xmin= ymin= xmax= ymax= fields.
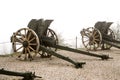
xmin=80 ymin=21 xmax=120 ymax=51
xmin=0 ymin=68 xmax=41 ymax=80
xmin=11 ymin=19 xmax=112 ymax=68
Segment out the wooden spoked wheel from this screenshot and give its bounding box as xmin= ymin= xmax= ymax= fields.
xmin=11 ymin=28 xmax=40 ymax=60
xmin=81 ymin=27 xmax=102 ymax=51
xmin=39 ymin=28 xmax=58 ymax=58
xmin=101 ymin=28 xmax=115 ymax=50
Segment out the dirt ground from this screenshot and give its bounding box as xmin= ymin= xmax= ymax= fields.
xmin=0 ymin=48 xmax=120 ymax=80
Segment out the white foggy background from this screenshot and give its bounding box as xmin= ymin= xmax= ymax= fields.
xmin=0 ymin=0 xmax=120 ymax=54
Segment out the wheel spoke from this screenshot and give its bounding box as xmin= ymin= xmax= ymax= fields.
xmin=24 ymin=48 xmax=27 ymax=60
xmin=15 ymin=37 xmax=24 ymax=43
xmin=94 ymin=38 xmax=100 ymax=41
xmin=24 ymin=29 xmax=27 ymax=39
xmin=27 ymin=47 xmax=30 ymax=53
xmin=17 ymin=33 xmax=23 ymax=36
xmin=29 ymin=37 xmax=36 ymax=42
xmin=83 ymin=39 xmax=89 ymax=42
xmin=85 ymin=33 xmax=90 ymax=37
xmin=84 ymin=35 xmax=88 ymax=38
xmin=50 ymin=30 xmax=54 ymax=37
xmin=16 ymin=42 xmax=22 ymax=45
xmin=16 ymin=46 xmax=23 ymax=51
xmin=93 ymin=31 xmax=97 ymax=36
xmin=28 ymin=46 xmax=35 ymax=52
xmin=29 ymin=43 xmax=37 ymax=46
xmin=27 ymin=47 xmax=33 ymax=59
xmin=47 ymin=30 xmax=50 ymax=36
xmin=94 ymin=35 xmax=99 ymax=38
xmin=27 ymin=31 xmax=32 ymax=40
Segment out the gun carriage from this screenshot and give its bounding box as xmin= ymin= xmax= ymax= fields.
xmin=80 ymin=21 xmax=120 ymax=51
xmin=0 ymin=68 xmax=41 ymax=80
xmin=11 ymin=19 xmax=112 ymax=68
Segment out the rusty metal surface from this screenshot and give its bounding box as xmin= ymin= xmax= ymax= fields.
xmin=94 ymin=21 xmax=113 ymax=34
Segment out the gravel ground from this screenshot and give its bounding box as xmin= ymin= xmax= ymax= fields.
xmin=0 ymin=48 xmax=120 ymax=80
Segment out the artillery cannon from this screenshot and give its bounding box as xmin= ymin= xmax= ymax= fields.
xmin=80 ymin=21 xmax=120 ymax=51
xmin=11 ymin=19 xmax=112 ymax=68
xmin=0 ymin=68 xmax=41 ymax=80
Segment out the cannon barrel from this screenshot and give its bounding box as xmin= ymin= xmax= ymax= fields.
xmin=41 ymin=36 xmax=112 ymax=60
xmin=53 ymin=45 xmax=112 ymax=60
xmin=101 ymin=30 xmax=120 ymax=49
xmin=0 ymin=68 xmax=41 ymax=80
xmin=103 ymin=40 xmax=120 ymax=49
xmin=103 ymin=33 xmax=120 ymax=43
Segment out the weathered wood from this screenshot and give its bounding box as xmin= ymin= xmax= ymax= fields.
xmin=51 ymin=45 xmax=112 ymax=60
xmin=40 ymin=46 xmax=86 ymax=68
xmin=0 ymin=68 xmax=41 ymax=80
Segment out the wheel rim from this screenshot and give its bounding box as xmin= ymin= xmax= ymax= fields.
xmin=40 ymin=28 xmax=58 ymax=58
xmin=81 ymin=27 xmax=102 ymax=50
xmin=101 ymin=28 xmax=115 ymax=49
xmin=11 ymin=28 xmax=40 ymax=60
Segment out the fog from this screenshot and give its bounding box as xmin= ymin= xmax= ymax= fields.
xmin=0 ymin=0 xmax=120 ymax=54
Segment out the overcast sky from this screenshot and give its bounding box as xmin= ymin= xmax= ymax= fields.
xmin=0 ymin=0 xmax=120 ymax=48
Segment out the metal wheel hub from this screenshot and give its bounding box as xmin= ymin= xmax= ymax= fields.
xmin=89 ymin=36 xmax=93 ymax=41
xmin=22 ymin=41 xmax=29 ymax=48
